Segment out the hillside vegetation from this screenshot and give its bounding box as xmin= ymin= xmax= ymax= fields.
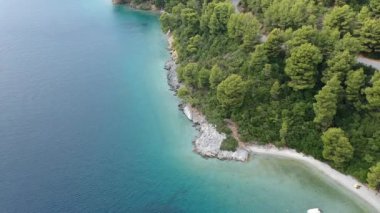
xmin=135 ymin=0 xmax=380 ymax=189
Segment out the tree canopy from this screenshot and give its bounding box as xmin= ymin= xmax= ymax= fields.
xmin=367 ymin=162 xmax=380 ymax=190
xmin=159 ymin=0 xmax=380 ymax=185
xmin=313 ymin=75 xmax=342 ymax=129
xmin=322 ymin=128 xmax=354 ymax=167
xmin=285 ymin=43 xmax=322 ymax=90
xmin=217 ymin=74 xmax=247 ymax=110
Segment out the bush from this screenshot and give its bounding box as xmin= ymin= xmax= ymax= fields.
xmin=220 ymin=135 xmax=238 ymax=151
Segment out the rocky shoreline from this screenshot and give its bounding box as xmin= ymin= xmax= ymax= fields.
xmin=164 ymin=33 xmax=249 ymax=162
xmin=112 ymin=0 xmax=161 ymax=12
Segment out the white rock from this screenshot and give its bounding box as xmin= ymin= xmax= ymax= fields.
xmin=164 ymin=34 xmax=249 ymax=162
xmin=184 ymin=104 xmax=249 ymax=162
xmin=183 ymin=105 xmax=192 ymax=120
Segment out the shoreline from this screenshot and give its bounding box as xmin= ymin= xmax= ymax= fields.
xmin=164 ymin=32 xmax=249 ymax=162
xmin=119 ymin=2 xmax=380 ymax=210
xmin=163 ymin=33 xmax=380 ymax=211
xmin=112 ymin=1 xmax=162 ymax=14
xmin=247 ymin=144 xmax=380 ymax=211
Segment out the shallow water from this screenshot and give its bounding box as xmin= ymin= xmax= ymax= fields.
xmin=0 ymin=0 xmax=375 ymax=212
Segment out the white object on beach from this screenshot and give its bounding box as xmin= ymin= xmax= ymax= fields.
xmin=307 ymin=208 xmax=322 ymax=213
xmin=249 ymin=145 xmax=380 ymax=211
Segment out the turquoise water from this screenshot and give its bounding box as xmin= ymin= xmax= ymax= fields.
xmin=0 ymin=0 xmax=375 ymax=212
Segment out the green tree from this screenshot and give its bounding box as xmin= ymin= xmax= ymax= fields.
xmin=323 ymin=5 xmax=356 ymax=37
xmin=208 ymin=3 xmax=234 ymax=34
xmin=345 ymin=69 xmax=365 ymax=106
xmin=199 ymin=2 xmax=214 ymax=32
xmin=358 ymin=6 xmax=371 ymax=23
xmin=322 ymin=50 xmax=355 ymax=83
xmin=365 ymin=72 xmax=380 ymax=109
xmin=180 ymin=8 xmax=199 ymax=36
xmin=317 ymin=27 xmax=340 ymax=57
xmin=263 ymin=0 xmax=318 ymax=30
xmin=160 ymin=12 xmax=173 ymax=32
xmin=345 ymin=69 xmax=365 ymax=104
xmin=367 ymin=162 xmax=380 ymax=190
xmin=249 ymin=44 xmax=269 ymax=73
xmin=270 ymin=80 xmax=281 ymax=99
xmin=279 ymin=118 xmax=288 ymax=146
xmin=178 ymin=63 xmax=199 ymax=86
xmin=186 ymin=34 xmax=202 ymax=55
xmin=170 ymin=3 xmax=185 ymax=28
xmin=241 ymin=0 xmax=272 ymax=16
xmin=285 ymin=43 xmax=322 ymax=90
xmin=334 ymin=33 xmax=363 ymax=55
xmin=285 ymin=26 xmax=318 ymax=51
xmin=313 ymin=75 xmax=342 ymax=128
xmin=217 ymin=74 xmax=247 ymax=109
xmin=369 ymin=0 xmax=380 ymax=18
xmin=227 ymin=13 xmax=260 ymax=49
xmin=164 ymin=0 xmax=185 ymax=12
xmin=359 ymin=19 xmax=380 ymax=54
xmin=322 ymin=128 xmax=354 ymax=167
xmin=177 ymin=86 xmax=190 ymax=99
xmin=197 ymin=68 xmax=210 ymax=89
xmin=209 ymin=65 xmax=225 ymax=89
xmin=264 ymin=28 xmax=284 ymax=59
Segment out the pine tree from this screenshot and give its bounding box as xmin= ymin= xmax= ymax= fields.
xmin=369 ymin=0 xmax=380 ymax=18
xmin=323 ymin=5 xmax=356 ymax=37
xmin=285 ymin=43 xmax=322 ymax=90
xmin=208 ymin=3 xmax=234 ymax=34
xmin=209 ymin=65 xmax=225 ymax=89
xmin=367 ymin=162 xmax=380 ymax=190
xmin=314 ymin=75 xmax=342 ymax=128
xmin=322 ymin=128 xmax=354 ymax=167
xmin=227 ymin=13 xmax=260 ymax=49
xmin=217 ymin=74 xmax=247 ymax=109
xmin=322 ymin=50 xmax=354 ymax=83
xmin=264 ymin=28 xmax=283 ymax=59
xmin=359 ymin=19 xmax=380 ymax=54
xmin=345 ymin=69 xmax=365 ymax=107
xmin=365 ymin=72 xmax=380 ymax=109
xmin=249 ymin=44 xmax=269 ymax=73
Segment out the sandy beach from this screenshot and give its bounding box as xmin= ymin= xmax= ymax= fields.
xmin=246 ymin=144 xmax=380 ymax=211
xmin=223 ymin=120 xmax=380 ymax=211
xmin=165 ymin=31 xmax=380 ymax=212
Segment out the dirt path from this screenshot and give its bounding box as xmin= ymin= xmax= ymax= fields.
xmin=357 ymin=55 xmax=380 ymax=70
xmin=225 ymin=119 xmax=248 ymax=149
xmin=231 ymin=0 xmax=239 ymax=13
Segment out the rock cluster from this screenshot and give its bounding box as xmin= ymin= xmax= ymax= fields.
xmin=164 ymin=33 xmax=249 ymax=162
xmin=183 ymin=104 xmax=249 ymax=162
xmin=164 ymin=32 xmax=180 ymax=92
xmin=164 ymin=60 xmax=179 ymax=91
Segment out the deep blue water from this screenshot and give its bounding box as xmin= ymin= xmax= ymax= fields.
xmin=0 ymin=0 xmax=375 ymax=212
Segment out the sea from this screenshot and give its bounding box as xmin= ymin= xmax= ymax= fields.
xmin=0 ymin=0 xmax=375 ymax=212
